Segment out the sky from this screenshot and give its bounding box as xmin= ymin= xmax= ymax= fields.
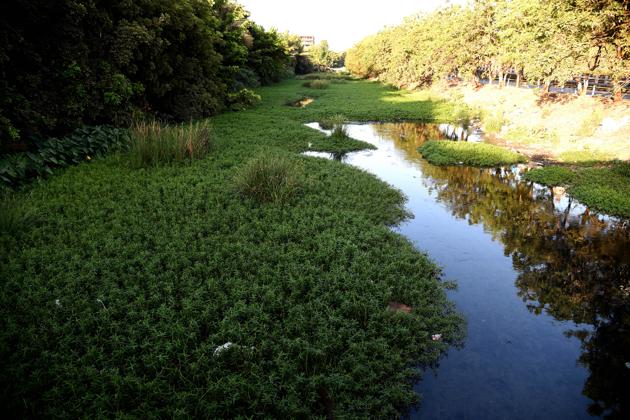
xmin=239 ymin=0 xmax=467 ymax=51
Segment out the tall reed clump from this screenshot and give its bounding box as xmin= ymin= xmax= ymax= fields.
xmin=321 ymin=114 xmax=348 ymax=139
xmin=128 ymin=120 xmax=211 ymax=168
xmin=303 ymin=79 xmax=330 ymax=89
xmin=234 ymin=153 xmax=302 ymax=203
xmin=0 ymin=193 xmax=28 ymax=237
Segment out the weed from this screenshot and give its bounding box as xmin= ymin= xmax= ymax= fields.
xmin=483 ymin=112 xmax=507 ymax=134
xmin=234 ymin=152 xmax=302 ymax=203
xmin=320 ymin=114 xmax=349 ymax=139
xmin=418 ymin=140 xmax=527 ymax=167
xmin=128 ymin=120 xmax=211 ymax=168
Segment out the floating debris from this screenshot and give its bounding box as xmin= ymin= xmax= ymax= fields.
xmin=388 ymin=302 xmax=412 ymax=313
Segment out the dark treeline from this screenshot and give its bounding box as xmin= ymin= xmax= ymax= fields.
xmin=346 ymin=0 xmax=629 ymax=100
xmin=0 ymin=0 xmax=293 ymax=150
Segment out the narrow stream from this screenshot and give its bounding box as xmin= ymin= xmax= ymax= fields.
xmin=305 ymin=122 xmax=630 ymax=419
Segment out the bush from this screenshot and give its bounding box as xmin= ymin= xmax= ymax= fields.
xmin=227 ymin=89 xmax=262 ymax=111
xmin=303 ymin=80 xmax=330 ymax=89
xmin=234 ymin=153 xmax=302 ymax=203
xmin=128 ymin=120 xmax=211 ymax=168
xmin=0 ymin=126 xmax=128 ymax=187
xmin=418 ymin=140 xmax=527 ymax=166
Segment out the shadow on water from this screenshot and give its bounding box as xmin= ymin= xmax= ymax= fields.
xmin=305 ymin=122 xmax=630 ymax=419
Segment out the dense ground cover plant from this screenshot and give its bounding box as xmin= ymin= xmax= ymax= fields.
xmin=418 ymin=140 xmax=527 ymax=167
xmin=0 ymin=78 xmax=465 ymax=418
xmin=525 ymin=162 xmax=630 ymax=218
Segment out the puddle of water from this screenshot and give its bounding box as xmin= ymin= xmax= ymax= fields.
xmin=304 ymin=122 xmax=630 ymax=419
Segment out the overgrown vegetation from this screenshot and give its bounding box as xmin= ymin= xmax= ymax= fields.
xmin=346 ymin=0 xmax=629 ymax=100
xmin=419 ymin=140 xmax=527 ymax=167
xmin=0 ymin=78 xmax=465 ymax=418
xmin=128 ymin=120 xmax=212 ymax=168
xmin=525 ymin=162 xmax=630 ymax=217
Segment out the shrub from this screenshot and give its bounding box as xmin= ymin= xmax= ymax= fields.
xmin=227 ymin=88 xmax=262 ymax=111
xmin=418 ymin=140 xmax=527 ymax=166
xmin=128 ymin=120 xmax=211 ymax=168
xmin=524 ymin=166 xmax=576 ymax=186
xmin=0 ymin=126 xmax=128 ymax=187
xmin=303 ymin=80 xmax=330 ymax=89
xmin=234 ymin=152 xmax=302 ymax=203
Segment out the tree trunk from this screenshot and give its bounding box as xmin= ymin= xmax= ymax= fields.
xmin=543 ymin=81 xmax=550 ymax=93
xmin=613 ymin=81 xmax=623 ymax=102
xmin=499 ymin=70 xmax=504 ymax=87
xmin=516 ymin=71 xmax=521 ymax=88
xmin=582 ymin=76 xmax=589 ymax=96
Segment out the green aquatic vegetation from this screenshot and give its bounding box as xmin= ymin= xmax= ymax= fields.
xmin=524 ymin=166 xmax=576 ymax=186
xmin=0 ymin=78 xmax=465 ymax=418
xmin=525 ymin=162 xmax=630 ymax=218
xmin=418 ymin=140 xmax=527 ymax=167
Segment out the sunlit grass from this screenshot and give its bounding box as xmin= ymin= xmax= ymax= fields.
xmin=418 ymin=140 xmax=527 ymax=167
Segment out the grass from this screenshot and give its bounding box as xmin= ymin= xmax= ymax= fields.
xmin=0 ymin=78 xmax=464 ymax=418
xmin=525 ymin=161 xmax=630 ymax=218
xmin=234 ymin=153 xmax=302 ymax=203
xmin=418 ymin=140 xmax=527 ymax=167
xmin=128 ymin=120 xmax=211 ymax=168
xmin=558 ymin=150 xmax=614 ymax=164
xmin=482 ymin=111 xmax=507 ymax=134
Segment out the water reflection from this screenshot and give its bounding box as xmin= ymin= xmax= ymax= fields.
xmin=304 ymin=122 xmax=630 ymax=418
xmin=376 ymin=123 xmax=630 ymax=418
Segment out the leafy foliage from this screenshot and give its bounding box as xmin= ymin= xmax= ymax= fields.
xmin=0 ymin=126 xmax=128 ymax=186
xmin=418 ymin=140 xmax=527 ymax=167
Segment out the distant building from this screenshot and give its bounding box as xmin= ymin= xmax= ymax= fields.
xmin=300 ymin=35 xmax=315 ymax=48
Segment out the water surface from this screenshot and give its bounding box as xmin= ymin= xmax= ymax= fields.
xmin=305 ymin=122 xmax=630 ymax=419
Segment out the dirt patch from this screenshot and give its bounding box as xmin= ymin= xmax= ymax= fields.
xmin=287 ymin=97 xmax=314 ymax=108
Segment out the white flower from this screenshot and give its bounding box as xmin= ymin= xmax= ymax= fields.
xmin=431 ymin=334 xmax=442 ymax=341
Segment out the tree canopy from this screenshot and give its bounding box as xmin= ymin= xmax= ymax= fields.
xmin=0 ymin=0 xmax=296 ymax=148
xmin=346 ymin=0 xmax=629 ymax=99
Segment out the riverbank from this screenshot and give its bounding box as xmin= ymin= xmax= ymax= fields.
xmin=0 ymin=78 xmax=464 ymax=417
xmin=436 ymin=83 xmax=630 ymax=162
